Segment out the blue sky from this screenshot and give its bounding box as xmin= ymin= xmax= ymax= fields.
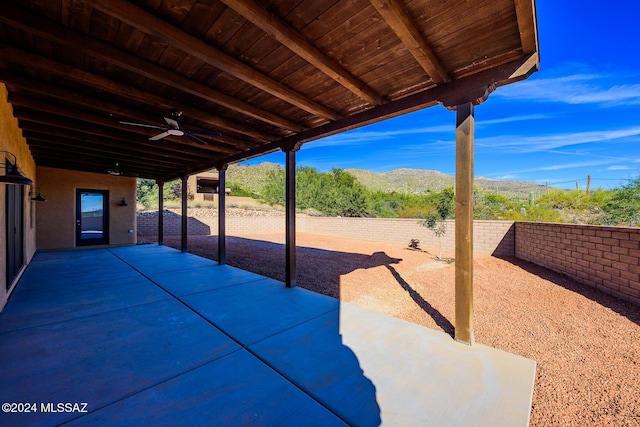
xmin=242 ymin=1 xmax=640 ymax=190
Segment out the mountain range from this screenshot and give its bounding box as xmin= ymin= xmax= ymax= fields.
xmin=227 ymin=163 xmax=549 ymax=198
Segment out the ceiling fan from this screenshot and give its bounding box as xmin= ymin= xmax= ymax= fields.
xmin=108 ymin=162 xmax=125 ymax=176
xmin=120 ymin=109 xmax=221 ymax=145
xmin=107 ymin=162 xmax=137 ymax=177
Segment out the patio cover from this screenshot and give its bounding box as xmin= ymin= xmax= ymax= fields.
xmin=0 ymin=0 xmax=538 ymax=181
xmin=0 ymin=0 xmax=539 ymax=344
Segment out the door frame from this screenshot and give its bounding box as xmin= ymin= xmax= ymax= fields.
xmin=6 ymin=183 xmax=25 ymax=290
xmin=76 ymin=189 xmax=109 ymax=246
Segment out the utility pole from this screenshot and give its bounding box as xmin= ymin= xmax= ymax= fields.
xmin=586 ymin=175 xmax=591 ymax=197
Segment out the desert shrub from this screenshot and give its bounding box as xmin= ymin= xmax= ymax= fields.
xmin=537 ymin=189 xmax=590 ymax=210
xmin=602 ymin=177 xmax=640 ymax=226
xmin=136 ymin=178 xmax=158 ymax=210
xmin=227 ymin=183 xmax=260 ymax=199
xmin=260 ymin=167 xmax=370 ymax=216
xmin=261 ymin=168 xmax=286 ymax=206
xmin=474 ymin=190 xmax=513 ymax=220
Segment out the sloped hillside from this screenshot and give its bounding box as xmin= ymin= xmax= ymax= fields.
xmin=347 ymin=168 xmax=548 ymax=197
xmin=227 ymin=162 xmax=549 ymax=199
xmin=227 ymin=162 xmax=282 ymax=195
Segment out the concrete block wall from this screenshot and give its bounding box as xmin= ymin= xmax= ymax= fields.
xmin=137 ymin=213 xmax=285 ymax=239
xmin=138 ymin=213 xmax=640 ymax=306
xmin=515 ymin=222 xmax=640 ymax=306
xmin=138 ymin=214 xmax=514 ymax=257
xmin=298 ymin=217 xmax=515 ymax=257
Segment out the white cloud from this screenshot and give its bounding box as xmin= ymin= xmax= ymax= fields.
xmin=476 ymin=114 xmax=551 ymax=126
xmin=305 ymin=125 xmax=452 ymax=148
xmin=607 ymin=165 xmax=631 ymax=170
xmin=476 ymin=127 xmax=640 ymax=153
xmin=495 ymin=71 xmax=640 ymax=106
xmin=493 ymin=160 xmax=619 ymax=177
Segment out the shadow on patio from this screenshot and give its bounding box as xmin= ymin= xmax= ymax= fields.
xmin=161 ymin=235 xmax=455 ymax=335
xmin=0 ymin=245 xmax=535 ymax=426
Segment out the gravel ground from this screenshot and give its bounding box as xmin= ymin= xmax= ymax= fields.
xmin=157 ymin=232 xmax=640 ymax=426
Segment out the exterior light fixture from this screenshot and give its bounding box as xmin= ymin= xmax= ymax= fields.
xmin=119 ymin=197 xmax=128 ymax=206
xmin=0 ymin=150 xmax=33 ymax=186
xmin=30 ymin=187 xmax=47 ymax=202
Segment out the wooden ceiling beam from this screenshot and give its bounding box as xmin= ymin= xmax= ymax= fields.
xmin=0 ymin=46 xmax=271 ymax=144
xmin=29 ymin=149 xmax=166 ymax=173
xmin=25 ymin=135 xmax=186 ymax=168
xmin=92 ymin=0 xmax=340 ymax=121
xmin=9 ymin=94 xmax=190 ymax=144
xmin=204 ymin=54 xmax=538 ymax=169
xmin=514 ymin=0 xmax=539 ymax=55
xmin=1 ymin=73 xmax=250 ymax=151
xmin=8 ymin=94 xmax=243 ymax=154
xmin=34 ymin=156 xmax=162 ymax=179
xmin=1 ymin=72 xmax=161 ymax=125
xmin=220 ymin=0 xmax=383 ymax=106
xmin=28 ymin=150 xmax=173 ymax=177
xmin=17 ymin=120 xmax=225 ymax=160
xmin=369 ymin=0 xmax=449 ymax=84
xmin=0 ymin=3 xmax=304 ymax=133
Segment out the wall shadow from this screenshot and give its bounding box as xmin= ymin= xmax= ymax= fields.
xmin=504 ymin=257 xmax=639 ymax=327
xmin=491 ymin=223 xmax=515 ymax=258
xmin=161 ymin=235 xmax=393 ymax=425
xmin=158 ymin=234 xmax=457 ymax=424
xmin=2 ymin=244 xmax=378 ymax=426
xmin=385 ymin=264 xmax=454 ymax=335
xmin=136 ymin=211 xmax=210 ymax=244
xmin=161 ymin=235 xmax=452 ymax=330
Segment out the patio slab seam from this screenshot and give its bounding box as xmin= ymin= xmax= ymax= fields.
xmin=106 ymin=248 xmax=354 ymax=424
xmin=160 ymin=275 xmax=276 ymax=297
xmin=108 ymin=248 xmax=360 ymax=422
xmin=0 ymin=297 xmax=178 ymax=336
xmin=1 ymin=246 xmax=536 ymax=426
xmin=58 ymin=347 xmax=249 ymax=426
xmin=111 ymin=248 xmax=345 ymax=351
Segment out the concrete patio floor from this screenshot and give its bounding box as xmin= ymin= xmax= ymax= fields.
xmin=0 ymin=245 xmax=535 ymax=426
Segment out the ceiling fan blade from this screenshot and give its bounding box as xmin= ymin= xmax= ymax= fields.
xmin=187 ymin=129 xmax=222 ymax=137
xmin=164 ymin=117 xmax=180 ymax=129
xmin=185 ymin=133 xmax=208 ymax=145
xmin=120 ymin=121 xmax=166 ymax=130
xmin=149 ymin=131 xmax=172 ymax=141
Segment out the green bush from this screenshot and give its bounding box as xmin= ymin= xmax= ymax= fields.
xmin=142 ymin=166 xmax=639 ymax=227
xmin=602 ymin=177 xmax=640 ymax=226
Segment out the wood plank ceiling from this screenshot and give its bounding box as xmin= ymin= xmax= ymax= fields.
xmin=0 ymin=0 xmax=538 ymax=182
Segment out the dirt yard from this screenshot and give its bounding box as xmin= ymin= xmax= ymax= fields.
xmin=158 ymin=232 xmax=640 ymax=426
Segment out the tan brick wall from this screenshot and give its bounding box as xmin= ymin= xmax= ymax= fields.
xmin=515 ymin=222 xmax=640 ymax=306
xmin=138 ymin=213 xmax=286 ymax=239
xmin=138 ymin=214 xmax=640 ymax=306
xmin=138 ymin=214 xmax=514 ymax=257
xmin=298 ymin=217 xmax=514 ymax=257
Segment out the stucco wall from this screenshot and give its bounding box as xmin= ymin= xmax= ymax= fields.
xmin=36 ymin=166 xmax=137 ymax=250
xmin=0 ymin=84 xmax=37 ymax=311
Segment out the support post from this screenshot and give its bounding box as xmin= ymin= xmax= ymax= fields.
xmin=157 ymin=181 xmax=164 ymax=246
xmin=454 ymin=102 xmax=475 ymax=345
xmin=181 ymin=175 xmax=188 ymax=253
xmin=217 ymin=165 xmax=227 ymax=265
xmin=285 ymin=147 xmax=298 ymax=287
